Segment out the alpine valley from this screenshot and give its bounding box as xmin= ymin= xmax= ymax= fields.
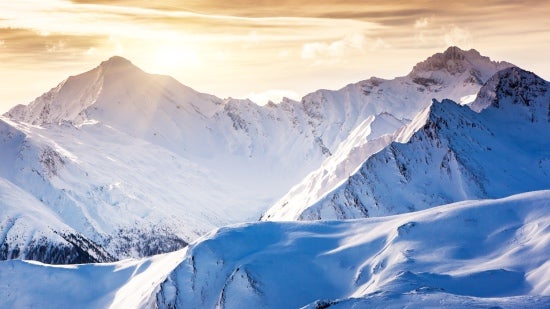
xmin=0 ymin=47 xmax=549 ymax=308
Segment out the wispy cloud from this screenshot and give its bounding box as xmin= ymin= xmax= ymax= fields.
xmin=0 ymin=27 xmax=106 ymax=64
xmin=301 ymin=34 xmax=366 ymax=61
xmin=301 ymin=33 xmax=390 ymax=66
xmin=443 ymin=25 xmax=473 ymax=49
xmin=414 ymin=17 xmax=430 ymax=29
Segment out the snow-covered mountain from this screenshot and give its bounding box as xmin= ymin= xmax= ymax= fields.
xmin=1 ymin=46 xmax=512 ymax=263
xmin=157 ymin=191 xmax=550 ymax=308
xmin=262 ymin=47 xmax=514 ymax=221
xmin=4 ymin=191 xmax=548 ymax=308
xmin=0 ymin=175 xmax=113 ymax=264
xmin=263 ymin=67 xmax=550 ymax=221
xmin=1 ymin=47 xmax=548 ymax=308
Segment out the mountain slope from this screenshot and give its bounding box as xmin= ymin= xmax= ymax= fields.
xmin=0 ymin=248 xmax=187 ymax=309
xmin=0 ymin=47 xmax=514 ymax=263
xmin=263 ymin=47 xmax=513 ymax=221
xmin=0 ymin=116 xmax=255 ymax=261
xmin=1 ymin=191 xmax=548 ymax=308
xmin=157 ymin=191 xmax=550 ymax=308
xmin=6 ymin=47 xmax=512 ymax=196
xmin=0 ymin=176 xmax=113 ymax=264
xmin=263 ymin=67 xmax=550 ymax=221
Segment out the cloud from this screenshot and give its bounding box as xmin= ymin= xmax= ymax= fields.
xmin=443 ymin=25 xmax=473 ymax=49
xmin=413 ymin=16 xmax=434 ymax=44
xmin=46 ymin=40 xmax=67 ymax=53
xmin=414 ymin=17 xmax=430 ymax=29
xmin=301 ymin=34 xmax=366 ymax=61
xmin=277 ymin=50 xmax=290 ymax=58
xmin=84 ymin=47 xmax=97 ymax=55
xmin=67 ymin=1 xmax=430 ymax=20
xmin=242 ymin=30 xmax=261 ymax=49
xmin=301 ymin=33 xmax=389 ymax=65
xmin=0 ymin=28 xmax=106 ymax=63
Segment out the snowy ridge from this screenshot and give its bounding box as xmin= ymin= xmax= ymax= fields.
xmin=156 ymin=191 xmax=550 ymax=308
xmin=0 ymin=177 xmax=113 ymax=264
xmin=471 ymin=64 xmax=550 ymax=115
xmin=0 ymin=248 xmax=187 ymax=308
xmin=0 ymin=118 xmax=111 ymax=263
xmin=263 ymin=47 xmax=513 ymax=221
xmin=0 ymin=116 xmax=234 ymax=261
xmin=6 ymin=56 xmax=218 ymax=127
xmin=263 ymin=67 xmax=550 ymax=221
xmin=0 ymin=46 xmax=514 ymax=263
xmin=1 ymin=191 xmax=548 ymax=308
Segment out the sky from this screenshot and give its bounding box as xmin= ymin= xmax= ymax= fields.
xmin=0 ymin=0 xmax=549 ymax=112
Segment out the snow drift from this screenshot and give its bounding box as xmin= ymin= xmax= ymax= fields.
xmin=157 ymin=190 xmax=550 ymax=308
xmin=1 ymin=191 xmax=548 ymax=308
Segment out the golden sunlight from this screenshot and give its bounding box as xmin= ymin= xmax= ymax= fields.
xmin=153 ymin=45 xmax=201 ymax=72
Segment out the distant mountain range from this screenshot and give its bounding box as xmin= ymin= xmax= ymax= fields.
xmin=0 ymin=46 xmax=515 ymax=263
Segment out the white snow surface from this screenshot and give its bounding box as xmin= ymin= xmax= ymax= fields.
xmin=264 ymin=67 xmax=550 ymax=221
xmin=0 ymin=248 xmax=187 ymax=309
xmin=158 ymin=191 xmax=550 ymax=308
xmin=1 ymin=47 xmax=513 ymax=261
xmin=1 ymin=190 xmax=548 ymax=308
xmin=0 ymin=177 xmax=78 ymax=257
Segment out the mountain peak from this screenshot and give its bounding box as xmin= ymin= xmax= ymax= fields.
xmin=443 ymin=46 xmax=478 ymax=59
xmin=5 ymin=55 xmax=152 ymax=125
xmin=410 ymin=46 xmax=477 ymax=73
xmin=99 ymin=56 xmax=134 ymax=68
xmin=409 ymin=46 xmax=513 ymax=79
xmin=96 ymin=56 xmax=141 ymax=76
xmin=471 ymin=67 xmax=549 ymax=121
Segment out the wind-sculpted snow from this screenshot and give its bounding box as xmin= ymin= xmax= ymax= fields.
xmin=0 ymin=248 xmax=187 ymax=309
xmin=0 ymin=47 xmax=513 ymax=263
xmin=264 ymin=67 xmax=550 ymax=221
xmin=1 ymin=191 xmax=547 ymax=308
xmin=156 ymin=191 xmax=550 ymax=308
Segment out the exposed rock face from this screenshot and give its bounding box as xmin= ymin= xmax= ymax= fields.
xmin=409 ymin=46 xmax=513 ymax=77
xmin=471 ymin=67 xmax=549 ymax=121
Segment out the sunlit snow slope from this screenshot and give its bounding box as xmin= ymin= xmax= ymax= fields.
xmin=1 ymin=47 xmax=512 ymax=263
xmin=264 ymin=67 xmax=550 ymax=221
